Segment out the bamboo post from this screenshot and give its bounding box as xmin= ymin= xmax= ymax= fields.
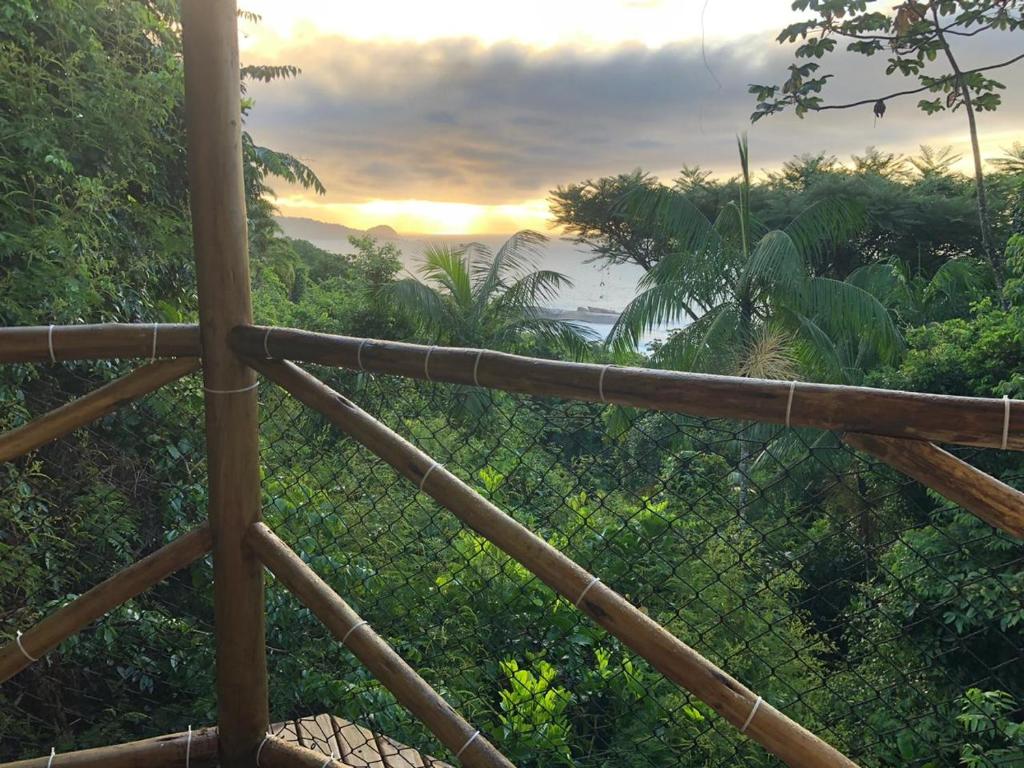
xmin=253 ymin=735 xmax=345 ymax=768
xmin=0 ymin=323 xmax=201 ymax=364
xmin=181 ymin=1 xmax=267 ymax=764
xmin=249 ymin=358 xmax=859 ymax=768
xmin=232 ymin=326 xmax=1022 ymax=452
xmin=248 ymin=523 xmax=516 ymax=768
xmin=0 ymin=524 xmax=212 ymax=683
xmin=0 ymin=358 xmax=200 ymax=462
xmin=0 ymin=727 xmax=218 ymax=768
xmin=843 ymin=432 xmax=1024 ymax=540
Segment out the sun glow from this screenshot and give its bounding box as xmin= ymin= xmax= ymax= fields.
xmin=272 ymin=194 xmax=554 ymax=236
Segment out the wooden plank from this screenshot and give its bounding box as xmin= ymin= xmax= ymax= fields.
xmin=256 ymin=736 xmax=344 ymax=768
xmin=181 ymin=0 xmax=268 ymax=765
xmin=0 ymin=323 xmax=201 ymax=364
xmin=0 ymin=727 xmax=218 ymax=768
xmin=247 ymin=523 xmax=515 ymax=768
xmin=0 ymin=524 xmax=212 ymax=682
xmin=843 ymin=432 xmax=1024 ymax=539
xmin=0 ymin=358 xmax=200 ymax=462
xmin=250 ymin=359 xmax=859 ymax=768
xmin=233 ymin=325 xmax=1023 ymax=452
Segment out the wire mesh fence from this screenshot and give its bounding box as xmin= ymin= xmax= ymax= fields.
xmin=0 ymin=360 xmax=214 ymax=760
xmin=258 ymin=365 xmax=1024 ymax=768
xmin=2 ymin=358 xmax=1023 ymax=766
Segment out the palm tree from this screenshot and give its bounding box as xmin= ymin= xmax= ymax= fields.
xmin=609 ymin=137 xmax=903 ymax=385
xmin=385 ymin=230 xmax=595 ymax=358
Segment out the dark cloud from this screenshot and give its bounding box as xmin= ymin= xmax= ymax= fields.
xmin=245 ymin=32 xmax=1024 ymax=205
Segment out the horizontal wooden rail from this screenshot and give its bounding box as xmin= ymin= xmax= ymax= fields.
xmin=0 ymin=323 xmax=201 ymax=364
xmin=234 ymin=325 xmax=1021 ymax=452
xmin=247 ymin=522 xmax=514 ymax=768
xmin=0 ymin=524 xmax=212 ymax=682
xmin=248 ymin=358 xmax=859 ymax=768
xmin=256 ymin=735 xmax=345 ymax=767
xmin=843 ymin=433 xmax=1024 ymax=540
xmin=0 ymin=726 xmax=218 ymax=768
xmin=0 ymin=357 xmax=200 ymax=462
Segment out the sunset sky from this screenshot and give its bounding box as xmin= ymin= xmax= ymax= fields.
xmin=239 ymin=1 xmax=1024 ymax=234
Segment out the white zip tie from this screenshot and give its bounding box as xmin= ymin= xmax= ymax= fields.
xmin=320 ymin=754 xmax=337 ymax=768
xmin=574 ymin=576 xmax=601 ymax=608
xmin=785 ymin=380 xmax=797 ymax=429
xmin=357 ymin=338 xmax=369 ymax=372
xmin=455 ymin=730 xmax=480 ymax=760
xmin=150 ymin=321 xmax=160 ymax=364
xmin=203 ymin=381 xmax=259 ymax=395
xmin=419 ymin=462 xmax=441 ymax=491
xmin=263 ymin=328 xmax=273 ymax=359
xmin=185 ymin=725 xmax=192 ymax=768
xmin=46 ymin=747 xmax=55 ymax=768
xmin=473 ymin=349 xmax=484 ymax=387
xmin=1002 ymin=395 xmax=1011 ymax=451
xmin=740 ymin=695 xmax=763 ymax=733
xmin=15 ymin=630 xmax=37 ymax=662
xmin=341 ymin=620 xmax=368 ymax=644
xmin=256 ymin=730 xmax=272 ymax=767
xmin=47 ymin=325 xmax=56 ymax=363
xmin=424 ymin=346 xmax=435 ymax=381
xmin=598 ymin=365 xmax=613 ymax=403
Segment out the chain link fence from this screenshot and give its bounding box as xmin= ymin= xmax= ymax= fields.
xmin=2 ymin=360 xmax=1022 ymax=766
xmin=0 ymin=360 xmax=213 ymax=760
xmin=258 ymin=365 xmax=1024 ymax=768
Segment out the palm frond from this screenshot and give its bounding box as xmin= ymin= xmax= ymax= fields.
xmin=473 ymin=230 xmax=547 ymax=302
xmin=494 ymin=270 xmax=574 ymax=315
xmin=506 ymin=316 xmax=597 ymax=361
xmin=783 ymin=198 xmax=865 ymax=267
xmin=615 ymin=186 xmax=718 ymax=258
xmin=800 ymin=277 xmax=904 ymax=364
xmin=741 ymin=230 xmax=806 ymax=298
xmin=419 ymin=245 xmax=474 ymax=310
xmin=607 ymin=279 xmax=700 ymax=354
xmin=382 ymin=277 xmax=453 ymax=337
xmin=654 ymin=303 xmax=741 ymax=373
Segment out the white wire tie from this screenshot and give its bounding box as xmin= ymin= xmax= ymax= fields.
xmin=185 ymin=725 xmax=192 ymax=768
xmin=150 ymin=323 xmax=159 ymax=364
xmin=473 ymin=349 xmax=484 ymax=387
xmin=320 ymin=756 xmax=336 ymax=768
xmin=341 ymin=620 xmax=368 ymax=644
xmin=47 ymin=324 xmax=56 ymax=363
xmin=45 ymin=747 xmax=55 ymax=768
xmin=598 ymin=365 xmax=613 ymax=403
xmin=203 ymin=381 xmax=259 ymax=395
xmin=419 ymin=462 xmax=441 ymax=491
xmin=263 ymin=327 xmax=273 ymax=359
xmin=424 ymin=346 xmax=435 ymax=381
xmin=357 ymin=338 xmax=370 ymax=372
xmin=455 ymin=730 xmax=480 ymax=759
xmin=15 ymin=630 xmax=37 ymax=662
xmin=740 ymin=695 xmax=763 ymax=733
xmin=256 ymin=729 xmax=273 ymax=767
xmin=785 ymin=380 xmax=797 ymax=429
xmin=1002 ymin=395 xmax=1011 ymax=451
xmin=574 ymin=576 xmax=601 ymax=608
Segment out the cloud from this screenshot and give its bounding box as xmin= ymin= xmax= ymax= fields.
xmin=244 ymin=31 xmax=1024 ymax=208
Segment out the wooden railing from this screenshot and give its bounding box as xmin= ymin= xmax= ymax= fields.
xmin=2 ymin=321 xmax=1022 ymax=767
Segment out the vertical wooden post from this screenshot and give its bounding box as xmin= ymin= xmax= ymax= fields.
xmin=181 ymin=2 xmax=268 ymax=766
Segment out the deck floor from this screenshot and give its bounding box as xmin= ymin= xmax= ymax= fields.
xmin=274 ymin=714 xmax=452 ymax=767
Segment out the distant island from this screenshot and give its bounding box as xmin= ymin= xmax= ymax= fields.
xmin=275 ymin=216 xmax=400 ymax=243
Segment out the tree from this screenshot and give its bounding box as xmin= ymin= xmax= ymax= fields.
xmin=549 ymin=171 xmax=676 ymax=273
xmin=608 ymin=138 xmax=902 ymax=385
xmin=384 ymin=231 xmax=596 ymax=356
xmin=750 ymin=0 xmax=1024 ymax=287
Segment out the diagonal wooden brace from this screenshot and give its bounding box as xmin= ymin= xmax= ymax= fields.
xmin=0 ymin=524 xmax=212 ymax=682
xmin=247 ymin=522 xmax=515 ymax=768
xmin=248 ymin=357 xmax=860 ymax=768
xmin=0 ymin=357 xmax=200 ymax=462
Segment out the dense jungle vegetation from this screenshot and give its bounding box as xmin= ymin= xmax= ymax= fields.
xmin=1 ymin=2 xmax=1023 ymax=766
